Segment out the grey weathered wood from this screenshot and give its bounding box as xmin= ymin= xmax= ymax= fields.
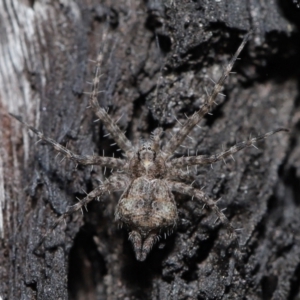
xmin=0 ymin=0 xmax=299 ymax=299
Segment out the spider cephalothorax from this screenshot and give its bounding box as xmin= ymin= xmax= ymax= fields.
xmin=10 ymin=32 xmax=288 ymax=261
xmin=128 ymin=132 xmax=166 ymax=179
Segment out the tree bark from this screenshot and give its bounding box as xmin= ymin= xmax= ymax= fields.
xmin=1 ymin=0 xmax=300 ymax=299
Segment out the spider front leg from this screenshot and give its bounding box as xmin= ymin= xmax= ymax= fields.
xmin=89 ymin=51 xmax=134 ymax=157
xmin=35 ymin=173 xmax=128 ymax=251
xmin=162 ymin=32 xmax=252 ymax=159
xmin=168 ymin=181 xmax=238 ymax=244
xmin=169 ymin=128 xmax=289 ymax=168
xmin=10 ymin=113 xmax=125 ymax=169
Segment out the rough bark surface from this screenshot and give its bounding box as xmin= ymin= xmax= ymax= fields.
xmin=0 ymin=0 xmax=300 ymax=299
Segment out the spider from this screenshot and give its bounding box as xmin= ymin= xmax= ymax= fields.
xmin=10 ymin=32 xmax=287 ymax=261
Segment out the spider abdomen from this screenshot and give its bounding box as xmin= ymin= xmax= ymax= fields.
xmin=115 ymin=177 xmax=178 ymax=234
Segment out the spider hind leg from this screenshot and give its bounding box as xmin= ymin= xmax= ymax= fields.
xmin=169 ymin=181 xmax=239 ymax=247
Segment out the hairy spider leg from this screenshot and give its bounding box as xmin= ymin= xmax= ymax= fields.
xmin=166 ymin=167 xmax=197 ymax=182
xmin=169 ymin=128 xmax=289 ymax=168
xmin=162 ymin=32 xmax=252 ymax=159
xmin=34 ymin=174 xmax=128 ymax=252
xmin=168 ymin=181 xmax=238 ymax=244
xmin=89 ymin=48 xmax=133 ymax=156
xmin=9 ymin=113 xmax=125 ymax=169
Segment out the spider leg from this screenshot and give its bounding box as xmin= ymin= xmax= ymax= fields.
xmin=162 ymin=32 xmax=251 ymax=159
xmin=34 ymin=173 xmax=128 ymax=251
xmin=169 ymin=128 xmax=289 ymax=168
xmin=168 ymin=181 xmax=238 ymax=244
xmin=151 ymin=127 xmax=163 ymax=152
xmin=89 ymin=48 xmax=134 ymax=156
xmin=166 ymin=165 xmax=196 ymax=182
xmin=10 ymin=113 xmax=124 ymax=169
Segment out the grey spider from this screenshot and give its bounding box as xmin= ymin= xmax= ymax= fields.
xmin=10 ymin=32 xmax=288 ymax=261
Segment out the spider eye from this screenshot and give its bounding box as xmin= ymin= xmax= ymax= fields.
xmin=147 ymin=147 xmax=151 ymax=150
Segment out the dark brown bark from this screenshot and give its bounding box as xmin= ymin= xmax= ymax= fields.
xmin=1 ymin=0 xmax=300 ymax=299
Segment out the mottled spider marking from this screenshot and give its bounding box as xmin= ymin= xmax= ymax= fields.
xmin=10 ymin=32 xmax=288 ymax=261
xmin=116 ymin=177 xmax=177 ymax=261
